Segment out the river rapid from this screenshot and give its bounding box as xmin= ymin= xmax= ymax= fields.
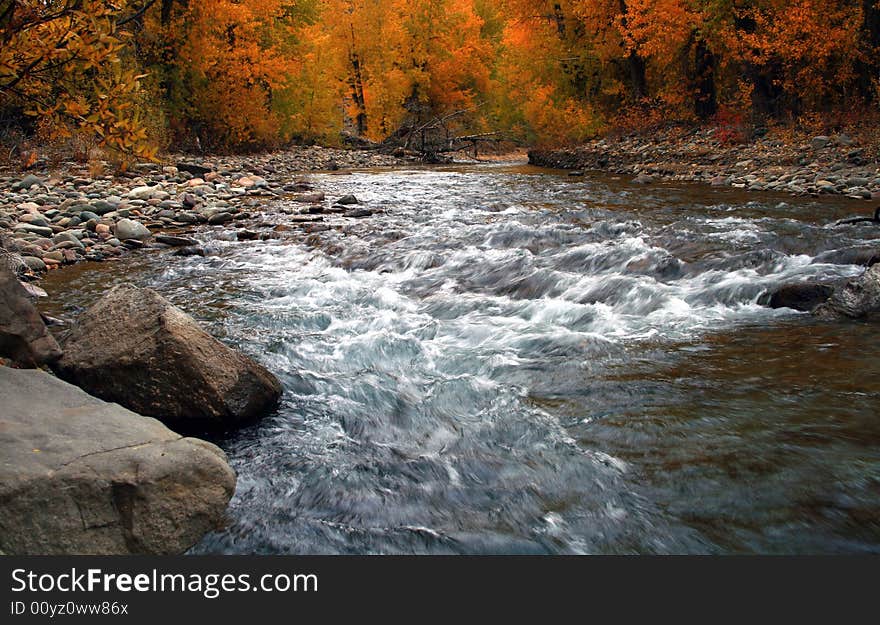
xmin=40 ymin=163 xmax=880 ymax=554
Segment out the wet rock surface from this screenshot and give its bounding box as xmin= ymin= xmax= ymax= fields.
xmin=814 ymin=264 xmax=880 ymax=319
xmin=0 ymin=266 xmax=62 ymax=366
xmin=0 ymin=367 xmax=235 ymax=555
xmin=54 ymin=285 xmax=283 ymax=433
xmin=760 ymin=282 xmax=837 ymax=312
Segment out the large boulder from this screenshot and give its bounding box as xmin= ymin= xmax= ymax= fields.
xmin=0 ymin=367 xmax=235 ymax=555
xmin=54 ymin=285 xmax=281 ymax=432
xmin=0 ymin=266 xmax=62 ymax=366
xmin=814 ymin=264 xmax=880 ymax=320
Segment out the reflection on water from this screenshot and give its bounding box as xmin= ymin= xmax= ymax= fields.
xmin=39 ymin=164 xmax=880 ymax=553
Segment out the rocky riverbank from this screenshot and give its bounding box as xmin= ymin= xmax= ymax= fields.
xmin=0 ymin=266 xmax=283 ymax=554
xmin=0 ymin=145 xmax=369 ymax=554
xmin=529 ymin=125 xmax=880 ymax=202
xmin=0 ymin=145 xmax=414 ymax=279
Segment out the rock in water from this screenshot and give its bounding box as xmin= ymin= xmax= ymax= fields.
xmin=290 ymin=192 xmax=325 ymax=203
xmin=155 ymin=234 xmax=198 ymax=247
xmin=54 ymin=285 xmax=282 ymax=432
xmin=343 ymin=207 xmax=373 ymax=218
xmin=336 ymin=194 xmax=359 ymax=205
xmin=812 ymin=247 xmax=880 ymax=267
xmin=760 ymin=283 xmax=836 ymax=312
xmin=0 ymin=367 xmax=235 ymax=555
xmin=814 ymin=265 xmax=880 ymax=320
xmin=0 ymin=267 xmax=62 ymax=367
xmin=114 ymin=218 xmax=152 ymax=242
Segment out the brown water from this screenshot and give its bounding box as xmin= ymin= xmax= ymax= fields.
xmin=39 ymin=164 xmax=880 ymax=554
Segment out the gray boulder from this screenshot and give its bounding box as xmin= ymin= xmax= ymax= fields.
xmin=0 ymin=367 xmax=235 ymax=555
xmin=0 ymin=266 xmax=62 ymax=366
xmin=114 ymin=218 xmax=152 ymax=242
xmin=54 ymin=285 xmax=281 ymax=432
xmin=814 ymin=265 xmax=880 ymax=320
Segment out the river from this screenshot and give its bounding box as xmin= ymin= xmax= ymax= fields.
xmin=39 ymin=163 xmax=880 ymax=554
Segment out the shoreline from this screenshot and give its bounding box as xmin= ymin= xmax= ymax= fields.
xmin=4 ymin=133 xmax=880 ymax=287
xmin=528 ymin=126 xmax=880 ymax=204
xmin=0 ymin=146 xmax=416 ymax=281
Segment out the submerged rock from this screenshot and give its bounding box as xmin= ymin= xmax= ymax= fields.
xmin=0 ymin=367 xmax=235 ymax=555
xmin=0 ymin=266 xmax=62 ymax=367
xmin=54 ymin=285 xmax=282 ymax=432
xmin=343 ymin=207 xmax=373 ymax=218
xmin=813 ymin=247 xmax=880 ymax=267
xmin=814 ymin=264 xmax=880 ymax=320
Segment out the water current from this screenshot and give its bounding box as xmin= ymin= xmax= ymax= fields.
xmin=40 ymin=164 xmax=880 ymax=554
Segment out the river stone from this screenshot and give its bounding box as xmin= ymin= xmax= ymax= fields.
xmin=155 ymin=234 xmax=198 ymax=247
xmin=291 ymin=192 xmax=325 ymax=203
xmin=53 ymin=231 xmax=84 ymax=248
xmin=343 ymin=207 xmax=373 ymax=218
xmin=814 ymin=265 xmax=880 ymax=320
xmin=21 ymin=256 xmax=47 ymax=273
xmin=336 ymin=194 xmax=359 ymax=205
xmin=178 ymin=162 xmax=213 ymax=176
xmin=760 ymin=283 xmax=836 ymax=312
xmin=54 ymin=285 xmax=282 ymax=432
xmin=0 ymin=367 xmax=235 ymax=555
xmin=173 ymin=246 xmax=206 ymax=257
xmin=14 ymin=223 xmax=53 ymax=237
xmin=128 ymin=185 xmax=155 ymax=200
xmin=0 ymin=266 xmax=62 ymax=366
xmin=114 ymin=218 xmax=152 ymax=241
xmin=12 ymin=174 xmax=42 ymax=191
xmin=182 ymin=193 xmax=201 ymax=208
xmin=207 ymin=212 xmax=233 ymax=224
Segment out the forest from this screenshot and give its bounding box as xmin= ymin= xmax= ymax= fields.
xmin=1 ymin=0 xmax=879 ymax=160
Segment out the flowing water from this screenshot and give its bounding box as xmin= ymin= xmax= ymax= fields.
xmin=40 ymin=164 xmax=880 ymax=554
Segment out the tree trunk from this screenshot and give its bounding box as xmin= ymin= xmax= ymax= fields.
xmin=349 ymin=52 xmax=367 ymax=136
xmin=856 ymin=0 xmax=880 ymax=101
xmin=618 ymin=0 xmax=647 ymax=100
xmin=693 ymin=38 xmax=717 ymax=119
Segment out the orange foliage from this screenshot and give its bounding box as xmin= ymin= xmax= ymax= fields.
xmin=0 ymin=1 xmax=156 ymax=160
xmin=3 ymin=0 xmax=878 ymax=152
xmin=138 ymin=0 xmax=294 ymax=149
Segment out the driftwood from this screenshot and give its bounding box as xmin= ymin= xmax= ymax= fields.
xmin=339 ymin=105 xmax=516 ymax=161
xmin=834 ymin=206 xmax=880 ymax=226
xmin=384 ymin=105 xmax=513 ymax=161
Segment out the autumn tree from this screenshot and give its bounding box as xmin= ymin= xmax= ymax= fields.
xmin=0 ymin=0 xmax=156 ymax=160
xmin=135 ymin=0 xmax=301 ymax=150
